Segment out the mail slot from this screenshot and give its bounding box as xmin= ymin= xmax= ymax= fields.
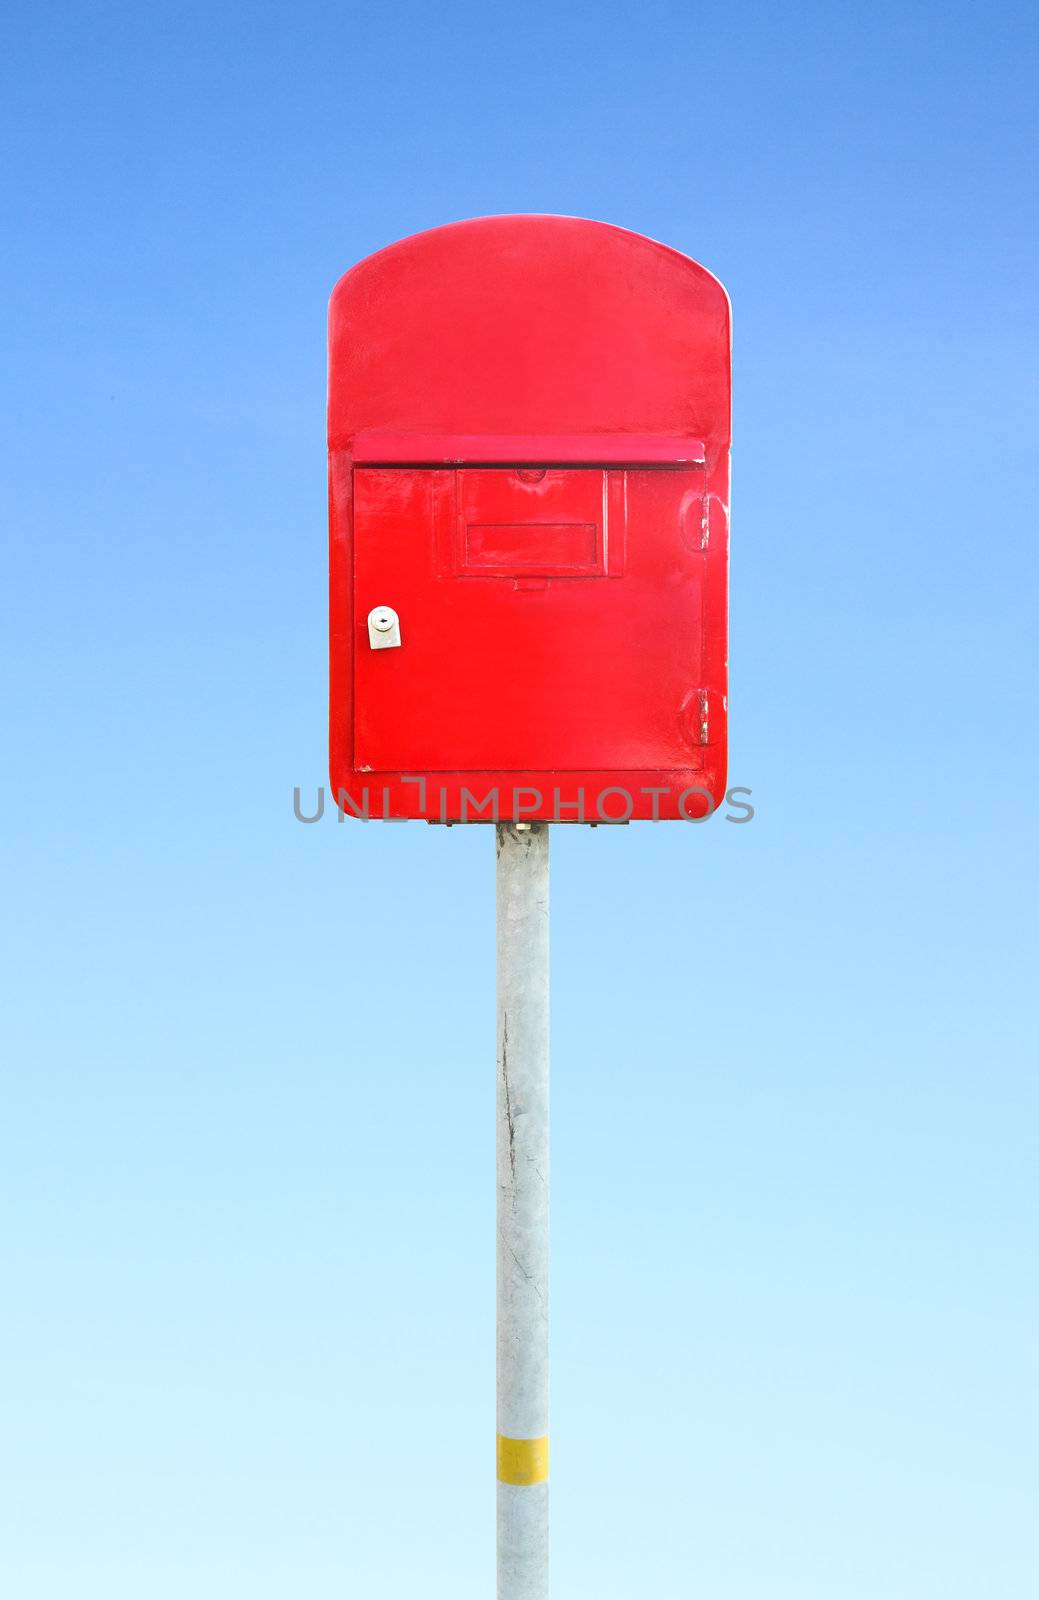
xmin=455 ymin=468 xmax=610 ymax=578
xmin=329 ymin=216 xmax=730 ymax=822
xmin=432 ymin=467 xmax=628 ymax=580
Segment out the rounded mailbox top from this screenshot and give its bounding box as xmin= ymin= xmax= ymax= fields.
xmin=328 ymin=214 xmax=730 ymax=462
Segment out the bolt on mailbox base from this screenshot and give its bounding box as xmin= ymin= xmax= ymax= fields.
xmin=496 ymin=822 xmax=549 ymax=1600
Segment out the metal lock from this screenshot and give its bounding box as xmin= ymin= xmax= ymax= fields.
xmin=367 ymin=605 xmax=401 ymax=650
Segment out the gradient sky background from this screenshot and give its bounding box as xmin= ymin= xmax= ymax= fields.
xmin=3 ymin=2 xmax=1037 ymax=1596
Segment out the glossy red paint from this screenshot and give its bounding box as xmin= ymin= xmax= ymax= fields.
xmin=329 ymin=215 xmax=730 ymax=822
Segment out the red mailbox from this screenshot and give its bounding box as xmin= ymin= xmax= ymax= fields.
xmin=329 ymin=215 xmax=730 ymax=822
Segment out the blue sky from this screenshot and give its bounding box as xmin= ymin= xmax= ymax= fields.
xmin=2 ymin=2 xmax=1037 ymax=1595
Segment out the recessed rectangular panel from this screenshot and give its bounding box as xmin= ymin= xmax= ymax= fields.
xmin=465 ymin=521 xmax=599 ymax=575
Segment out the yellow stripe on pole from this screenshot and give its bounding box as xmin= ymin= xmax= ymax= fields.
xmin=496 ymin=1433 xmax=549 ymax=1486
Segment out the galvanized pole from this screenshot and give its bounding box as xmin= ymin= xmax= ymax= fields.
xmin=496 ymin=821 xmax=550 ymax=1600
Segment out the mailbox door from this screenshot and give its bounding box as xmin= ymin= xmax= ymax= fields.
xmin=352 ymin=463 xmax=709 ymax=774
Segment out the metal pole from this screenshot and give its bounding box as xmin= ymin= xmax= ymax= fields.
xmin=496 ymin=821 xmax=550 ymax=1600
